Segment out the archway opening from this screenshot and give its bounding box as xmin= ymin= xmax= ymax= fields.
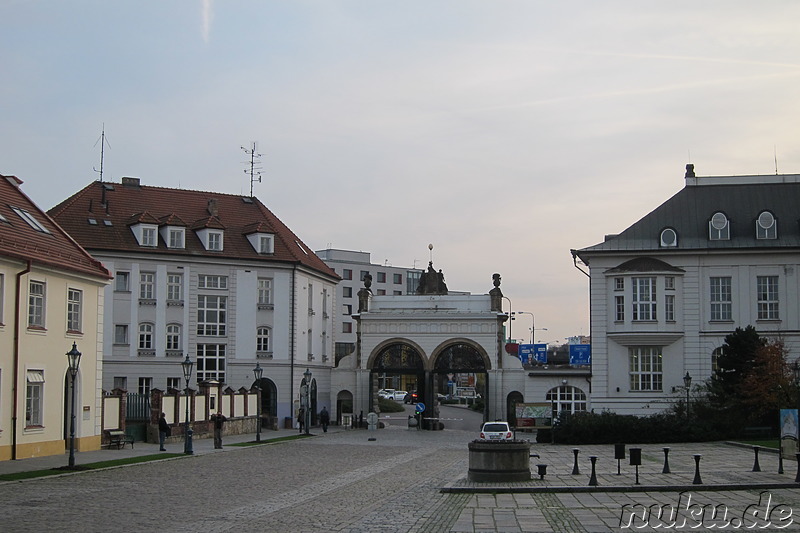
xmin=371 ymin=343 xmax=425 ymax=412
xmin=433 ymin=343 xmax=489 ymax=420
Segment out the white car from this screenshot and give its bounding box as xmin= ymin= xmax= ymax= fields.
xmin=379 ymin=389 xmax=395 ymax=399
xmin=480 ymin=421 xmax=513 ymax=441
xmin=391 ymin=390 xmax=408 ymax=401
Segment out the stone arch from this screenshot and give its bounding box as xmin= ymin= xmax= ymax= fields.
xmin=506 ymin=391 xmax=524 ymax=426
xmin=336 ymin=389 xmax=354 ymax=425
xmin=367 ymin=338 xmax=428 ymax=370
xmin=253 ymin=377 xmax=277 ymax=419
xmin=430 ymin=339 xmax=491 ymax=372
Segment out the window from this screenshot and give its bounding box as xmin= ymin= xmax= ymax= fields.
xmin=139 ymin=272 xmax=155 ymax=300
xmin=198 ymin=295 xmax=227 ymax=336
xmin=167 ymin=377 xmax=180 ymax=390
xmin=28 ymin=280 xmax=45 ymax=328
xmin=342 ymin=322 xmax=352 ymax=333
xmin=12 ymin=206 xmax=50 ymax=234
xmin=710 ymin=277 xmax=732 ymax=321
xmin=307 ymin=328 xmax=313 ymax=359
xmin=377 ymin=272 xmax=386 ymax=283
xmin=393 ymin=273 xmax=402 ymax=284
xmin=138 ymin=377 xmax=153 ymax=395
xmin=0 ymin=274 xmax=5 ymax=324
xmin=208 ymin=231 xmax=223 ymax=251
xmin=142 ymin=226 xmax=157 ymax=247
xmin=757 ymin=275 xmax=779 ymax=320
xmin=197 ymin=344 xmax=226 ymax=382
xmin=167 ymin=273 xmax=183 ymax=301
xmin=25 ymin=370 xmax=44 ymax=426
xmin=113 ymin=376 xmax=127 ymax=390
xmin=360 ymin=270 xmax=370 ymax=281
xmin=545 ymin=386 xmax=587 ymax=417
xmin=376 ymin=289 xmax=386 ymax=295
xmin=115 ymin=271 xmax=130 ymax=292
xmin=168 ymin=229 xmax=184 ymax=249
xmin=258 ymin=278 xmax=272 ymax=305
xmin=166 ymin=324 xmax=182 ymax=351
xmin=67 ymin=288 xmax=82 ymax=332
xmin=393 ymin=290 xmax=402 ymax=296
xmin=343 ymin=287 xmax=352 ymax=298
xmin=711 ymin=347 xmax=723 ymax=373
xmin=660 ymin=228 xmax=677 ymax=247
xmin=198 ymin=274 xmax=227 ymax=289
xmin=342 ymin=269 xmax=353 ymax=280
xmin=756 ymin=211 xmax=777 ymax=240
xmin=138 ymin=323 xmax=154 ymax=350
xmin=632 ymin=277 xmax=656 ymax=321
xmin=343 ymin=304 xmax=352 ymax=315
xmin=629 ymin=347 xmax=663 ymax=391
xmin=614 ymin=277 xmax=624 ymax=291
xmin=615 ymin=295 xmax=624 ymax=322
xmin=259 ymin=235 xmax=273 ymax=254
xmin=307 ymin=283 xmax=313 ymax=312
xmin=665 ymin=294 xmax=675 ymax=322
xmin=665 ymin=277 xmax=675 ymax=290
xmin=257 ymin=326 xmax=271 ymax=353
xmin=709 ymin=212 xmax=730 ymax=240
xmin=114 ymin=324 xmax=129 ymax=345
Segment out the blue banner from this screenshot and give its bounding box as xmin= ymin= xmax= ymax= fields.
xmin=518 ymin=344 xmax=534 ymax=365
xmin=569 ymin=344 xmax=591 ymax=365
xmin=533 ymin=344 xmax=548 ymax=363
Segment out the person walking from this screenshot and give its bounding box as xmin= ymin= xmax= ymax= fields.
xmin=158 ymin=412 xmax=170 ymax=451
xmin=319 ymin=406 xmax=330 ymax=433
xmin=210 ymin=411 xmax=226 ymax=449
xmin=298 ymin=407 xmax=305 ymax=434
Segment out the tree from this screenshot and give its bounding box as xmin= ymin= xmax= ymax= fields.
xmin=739 ymin=339 xmax=795 ymax=422
xmin=711 ymin=325 xmax=765 ymax=397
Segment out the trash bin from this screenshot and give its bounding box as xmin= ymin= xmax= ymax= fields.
xmin=284 ymin=417 xmax=293 ymax=429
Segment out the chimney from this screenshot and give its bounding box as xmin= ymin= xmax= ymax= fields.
xmin=685 ymin=164 xmax=695 ymax=178
xmin=121 ymin=177 xmax=141 ymax=188
xmin=207 ymin=198 xmax=218 ymax=217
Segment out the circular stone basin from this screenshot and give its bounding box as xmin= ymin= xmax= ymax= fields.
xmin=467 ymin=440 xmax=531 ymax=482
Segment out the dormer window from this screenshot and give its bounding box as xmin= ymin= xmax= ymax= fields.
xmin=709 ymin=212 xmax=730 ymax=241
xmin=167 ymin=228 xmax=185 ymax=249
xmin=208 ymin=231 xmax=223 ymax=251
xmin=131 ymin=223 xmax=159 ymax=247
xmin=246 ymin=232 xmax=275 ymax=254
xmin=756 ymin=211 xmax=777 ymax=239
xmin=659 ymin=228 xmax=677 ymax=248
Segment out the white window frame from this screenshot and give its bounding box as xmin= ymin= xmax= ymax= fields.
xmin=629 ymin=346 xmax=663 ymax=392
xmin=257 ymin=326 xmax=271 ymax=354
xmin=167 ymin=377 xmax=180 ymax=390
xmin=28 ymin=280 xmax=45 ymax=328
xmin=258 ymin=278 xmax=272 ymax=306
xmin=208 ymin=231 xmax=223 ymax=251
xmin=198 ymin=275 xmax=228 ymax=290
xmin=166 ymin=324 xmax=182 ymax=351
xmin=756 ymin=211 xmax=777 ymax=240
xmin=138 ymin=323 xmax=154 ymax=350
xmin=139 ymin=272 xmax=155 ymax=300
xmin=167 ymin=273 xmax=183 ymax=301
xmin=545 ymin=385 xmax=587 ymax=417
xmin=614 ymin=277 xmax=624 ymax=291
xmin=114 ymin=324 xmax=129 ymax=345
xmin=115 ymin=271 xmax=130 ymax=292
xmin=632 ymin=277 xmax=656 ymax=321
xmin=67 ymin=288 xmax=82 ymax=332
xmin=665 ymin=294 xmax=675 ymax=322
xmin=757 ymin=275 xmax=779 ymax=320
xmin=709 ymin=212 xmax=730 ymax=241
xmin=710 ymin=277 xmax=732 ymax=321
xmin=138 ymin=377 xmax=153 ymax=395
xmin=141 ymin=226 xmax=157 ymax=247
xmin=196 ymin=344 xmax=226 ymax=382
xmin=25 ymin=370 xmax=44 ymax=426
xmin=168 ymin=228 xmax=185 ymax=249
xmin=197 ymin=295 xmax=227 ymax=336
xmin=614 ymin=295 xmax=624 ymax=322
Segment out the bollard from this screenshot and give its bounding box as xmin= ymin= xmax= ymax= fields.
xmin=752 ymin=445 xmax=761 ymax=472
xmin=629 ymin=447 xmax=642 ymax=485
xmin=795 ymin=453 xmax=800 ymax=483
xmin=662 ymin=447 xmax=671 ymax=474
xmin=779 ymin=449 xmax=784 ymax=475
xmin=693 ymin=454 xmax=703 ymax=485
xmin=536 ymin=464 xmax=548 ymax=480
xmin=614 ymin=443 xmax=626 ymax=475
xmin=572 ymin=448 xmax=580 ymax=475
xmin=588 ymin=455 xmax=599 ymax=486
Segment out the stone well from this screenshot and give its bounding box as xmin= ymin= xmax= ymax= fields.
xmin=467 ymin=440 xmax=531 ymax=482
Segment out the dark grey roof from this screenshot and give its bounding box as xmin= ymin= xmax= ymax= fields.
xmin=575 ymin=179 xmax=800 ymax=259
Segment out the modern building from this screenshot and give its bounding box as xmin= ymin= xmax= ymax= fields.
xmin=573 ymin=165 xmax=800 ymax=415
xmin=0 ymin=174 xmax=111 ymax=460
xmin=49 ymin=178 xmax=339 ymax=426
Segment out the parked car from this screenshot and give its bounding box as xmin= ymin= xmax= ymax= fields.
xmin=404 ymin=391 xmax=418 ymax=404
xmin=480 ymin=421 xmax=513 ymax=441
xmin=392 ymin=390 xmax=408 ymax=401
xmin=378 ymin=389 xmax=395 ymax=399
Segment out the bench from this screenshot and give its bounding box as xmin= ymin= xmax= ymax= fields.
xmin=105 ymin=430 xmax=135 ymax=449
xmin=742 ymin=426 xmax=772 ymax=439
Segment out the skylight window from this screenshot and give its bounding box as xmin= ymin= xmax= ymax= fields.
xmin=11 ymin=206 xmax=50 ymax=234
xmin=88 ymin=218 xmax=98 ymax=225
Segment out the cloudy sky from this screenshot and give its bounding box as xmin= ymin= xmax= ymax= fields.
xmin=2 ymin=1 xmax=799 ymax=345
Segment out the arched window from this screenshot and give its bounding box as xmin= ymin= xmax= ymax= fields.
xmin=257 ymin=326 xmax=271 ymax=355
xmin=545 ymin=385 xmax=587 ymax=417
xmin=138 ymin=323 xmax=153 ymax=350
xmin=756 ymin=211 xmax=777 ymax=239
xmin=711 ymin=346 xmax=723 ymax=373
xmin=166 ymin=324 xmax=182 ymax=351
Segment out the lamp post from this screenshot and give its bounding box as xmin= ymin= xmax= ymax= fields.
xmin=513 ymin=311 xmax=534 ymax=343
xmin=683 ymin=371 xmax=692 ymax=419
xmin=303 ymin=368 xmax=312 ymax=435
xmin=253 ymin=363 xmax=263 ymax=442
xmin=502 ymin=297 xmax=512 ymax=342
xmin=181 ymin=355 xmax=194 ymax=455
xmin=66 ymin=342 xmax=82 ymax=468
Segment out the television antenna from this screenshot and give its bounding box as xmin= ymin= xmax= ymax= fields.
xmin=241 ymin=142 xmax=263 ymax=197
xmin=93 ymin=124 xmax=111 ymax=181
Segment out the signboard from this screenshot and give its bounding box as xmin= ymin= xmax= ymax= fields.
xmin=533 ymin=344 xmax=548 ymax=363
xmin=518 ymin=344 xmax=534 ymax=365
xmin=514 ymin=402 xmax=553 ymax=429
xmin=415 ymin=403 xmax=426 ymax=413
xmin=569 ymin=344 xmax=591 ymax=366
xmin=519 ymin=344 xmax=548 ymax=364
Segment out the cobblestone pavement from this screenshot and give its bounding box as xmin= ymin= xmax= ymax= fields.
xmin=3 ymin=425 xmax=800 ymax=532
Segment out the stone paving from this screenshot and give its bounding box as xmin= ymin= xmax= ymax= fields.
xmin=3 ymin=425 xmax=800 ymax=532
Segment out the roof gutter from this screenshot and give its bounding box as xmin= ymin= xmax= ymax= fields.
xmin=570 ymin=250 xmax=590 ymax=278
xmin=12 ymin=260 xmax=32 ymax=460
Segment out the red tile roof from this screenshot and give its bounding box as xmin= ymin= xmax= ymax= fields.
xmin=48 ymin=179 xmax=338 ymax=279
xmin=0 ymin=175 xmax=111 ymax=280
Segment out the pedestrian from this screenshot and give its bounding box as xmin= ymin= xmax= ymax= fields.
xmin=298 ymin=407 xmax=305 ymax=433
xmin=158 ymin=412 xmax=170 ymax=451
xmin=210 ymin=411 xmax=226 ymax=449
xmin=319 ymin=406 xmax=330 ymax=433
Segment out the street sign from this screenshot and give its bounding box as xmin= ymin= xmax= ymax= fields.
xmin=415 ymin=403 xmax=425 ymax=413
xmin=569 ymin=344 xmax=591 ymax=365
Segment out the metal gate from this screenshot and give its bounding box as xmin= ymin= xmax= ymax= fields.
xmin=126 ymin=393 xmax=151 ymax=442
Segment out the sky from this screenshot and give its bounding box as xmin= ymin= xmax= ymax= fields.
xmin=2 ymin=1 xmax=800 ymax=346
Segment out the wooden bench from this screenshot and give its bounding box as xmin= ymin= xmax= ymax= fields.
xmin=105 ymin=430 xmax=135 ymax=449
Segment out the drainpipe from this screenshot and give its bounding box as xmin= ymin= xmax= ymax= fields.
xmin=290 ymin=266 xmax=296 ymax=421
xmin=12 ymin=260 xmax=32 ymax=460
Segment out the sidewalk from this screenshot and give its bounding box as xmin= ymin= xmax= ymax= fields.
xmin=0 ymin=425 xmax=344 ymax=476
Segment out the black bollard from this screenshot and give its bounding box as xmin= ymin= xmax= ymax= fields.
xmin=693 ymin=454 xmax=703 ymax=485
xmin=588 ymin=455 xmax=599 ymax=486
xmin=779 ymin=449 xmax=784 ymax=475
xmin=572 ymin=448 xmax=580 ymax=475
xmin=662 ymin=447 xmax=671 ymax=474
xmin=629 ymin=447 xmax=642 ymax=485
xmin=752 ymin=445 xmax=761 ymax=472
xmin=536 ymin=464 xmax=548 ymax=480
xmin=614 ymin=443 xmax=626 ymax=475
xmin=795 ymin=453 xmax=800 ymax=483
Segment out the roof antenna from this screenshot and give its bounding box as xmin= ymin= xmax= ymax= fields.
xmin=93 ymin=124 xmax=110 ymax=181
xmin=774 ymin=145 xmax=779 ymax=175
xmin=241 ymin=142 xmax=263 ymax=197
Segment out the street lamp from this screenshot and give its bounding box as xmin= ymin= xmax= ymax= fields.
xmin=66 ymin=342 xmax=82 ymax=468
xmin=502 ymin=296 xmax=512 ymax=342
xmin=512 ymin=311 xmax=534 ymax=343
xmin=181 ymin=355 xmax=194 ymax=455
xmin=253 ymin=363 xmax=263 ymax=442
xmin=303 ymin=368 xmax=312 ymax=435
xmin=683 ymin=371 xmax=692 ymax=419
